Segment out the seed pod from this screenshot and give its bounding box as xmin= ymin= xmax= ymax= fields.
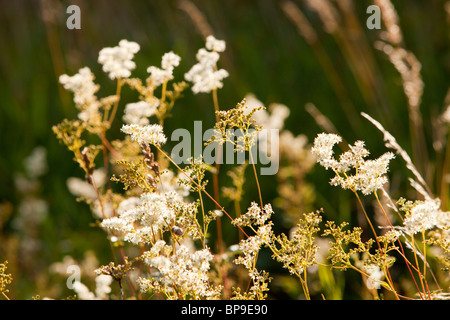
xmin=171 ymin=226 xmax=183 ymax=236
xmin=146 ymin=174 xmax=157 ymax=188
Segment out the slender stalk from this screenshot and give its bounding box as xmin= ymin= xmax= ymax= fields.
xmin=108 ymin=77 xmax=123 ymax=125
xmin=421 ymin=231 xmax=431 ymax=299
xmin=198 ymin=189 xmax=207 ymax=248
xmin=352 ymin=189 xmax=400 ymax=299
xmin=249 ymin=151 xmax=263 ymax=209
xmin=155 ymin=146 xmax=249 ymax=238
xmin=374 ymin=192 xmax=426 ymax=299
xmin=411 ymin=233 xmax=427 ymax=297
xmin=161 ymin=80 xmax=168 ymax=102
xmin=211 ymin=88 xmax=224 ymax=253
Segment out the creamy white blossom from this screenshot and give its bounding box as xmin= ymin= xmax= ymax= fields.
xmin=66 ymin=169 xmax=106 ymax=200
xmin=364 ymin=264 xmax=384 ymax=290
xmin=24 ymin=146 xmax=47 ymax=179
xmin=184 ymin=38 xmax=228 ymax=94
xmin=161 ymin=51 xmax=181 ymax=70
xmin=98 ymin=39 xmax=140 ymax=80
xmin=147 ymin=51 xmax=181 ymax=87
xmin=122 ymin=101 xmax=158 ymax=125
xmin=59 ymin=67 xmax=101 ymax=122
xmin=205 ymin=35 xmax=226 ymax=52
xmin=403 ymin=198 xmax=450 ymax=234
xmin=101 ymin=192 xmax=187 ymax=245
xmin=233 ymin=202 xmax=274 ymax=227
xmin=311 ymin=133 xmax=342 ymax=170
xmin=121 ymin=123 xmax=167 ymax=146
xmin=59 ymin=67 xmax=99 ymax=106
xmin=312 ymin=133 xmax=395 ymax=195
xmin=139 ymin=241 xmax=220 ymax=299
xmin=72 ymin=274 xmax=112 ymax=300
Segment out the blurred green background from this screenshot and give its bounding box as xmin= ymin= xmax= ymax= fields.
xmin=0 ymin=0 xmax=449 ymax=299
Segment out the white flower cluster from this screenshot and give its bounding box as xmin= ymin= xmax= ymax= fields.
xmin=184 ymin=35 xmax=229 ymax=94
xmin=245 ymin=94 xmax=290 ymax=131
xmin=24 ymin=146 xmax=48 ymax=179
xmin=66 ymin=169 xmax=106 ymax=200
xmin=364 ymin=264 xmax=384 ymax=290
xmin=101 ymin=192 xmax=179 ymax=245
xmin=205 ymin=35 xmax=226 ymax=52
xmin=233 ymin=202 xmax=275 ymax=271
xmin=403 ymin=198 xmax=450 ymax=234
xmin=147 ymin=51 xmax=181 ymax=87
xmin=138 ymin=241 xmax=221 ymax=299
xmin=98 ymin=39 xmax=140 ymax=80
xmin=59 ymin=67 xmax=99 ymax=106
xmin=121 ymin=123 xmax=167 ymax=146
xmin=73 ymin=274 xmax=113 ymax=300
xmin=312 ymin=133 xmax=395 ymax=195
xmin=59 ymin=67 xmax=101 ymax=123
xmin=233 ymin=202 xmax=274 ymax=227
xmin=234 ymin=236 xmax=264 ymax=270
xmin=122 ymin=100 xmax=158 ymax=125
xmin=311 ymin=133 xmax=343 ymax=170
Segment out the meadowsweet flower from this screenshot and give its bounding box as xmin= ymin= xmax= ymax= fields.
xmin=101 ymin=191 xmax=196 ymax=245
xmin=122 ymin=101 xmax=158 ymax=125
xmin=234 ymin=236 xmax=264 ymax=270
xmin=24 ymin=146 xmax=47 ymax=179
xmin=312 ymin=133 xmax=395 ymax=195
xmin=139 ymin=241 xmax=221 ymax=299
xmin=246 ymin=94 xmax=290 ymax=131
xmin=66 ymin=169 xmax=106 ymax=200
xmin=311 ymin=133 xmax=342 ymax=170
xmin=233 ymin=202 xmax=274 ymax=227
xmin=73 ymin=281 xmax=96 ymax=300
xmin=59 ymin=67 xmax=99 ymax=106
xmin=147 ymin=51 xmax=181 ymax=87
xmin=205 ymin=35 xmax=226 ymax=52
xmin=72 ymin=274 xmax=113 ymax=300
xmin=364 ymin=264 xmax=384 ymax=290
xmin=59 ymin=67 xmax=101 ymax=123
xmin=161 ymin=51 xmax=181 ymax=70
xmin=121 ymin=123 xmax=167 ymax=146
xmin=95 ymin=275 xmax=113 ymax=299
xmin=403 ymin=198 xmax=449 ymax=234
xmin=356 ymin=152 xmax=395 ymax=195
xmin=184 ymin=38 xmax=229 ymax=94
xmin=98 ymin=39 xmax=140 ymax=80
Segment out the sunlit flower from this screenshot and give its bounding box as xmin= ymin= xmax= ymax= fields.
xmin=184 ymin=38 xmax=228 ymax=94
xmin=122 ymin=101 xmax=158 ymax=125
xmin=121 ymin=123 xmax=167 ymax=146
xmin=98 ymin=39 xmax=140 ymax=80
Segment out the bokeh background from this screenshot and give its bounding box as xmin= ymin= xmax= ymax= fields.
xmin=0 ymin=0 xmax=449 ymax=299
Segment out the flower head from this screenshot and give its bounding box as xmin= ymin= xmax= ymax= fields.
xmin=122 ymin=101 xmax=158 ymax=125
xmin=312 ymin=133 xmax=395 ymax=195
xmin=311 ymin=133 xmax=342 ymax=170
xmin=205 ymin=35 xmax=226 ymax=52
xmin=98 ymin=40 xmax=140 ymax=80
xmin=121 ymin=124 xmax=167 ymax=146
xmin=184 ymin=37 xmax=228 ymax=94
xmin=147 ymin=51 xmax=181 ymax=87
xmin=403 ymin=198 xmax=446 ymax=234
